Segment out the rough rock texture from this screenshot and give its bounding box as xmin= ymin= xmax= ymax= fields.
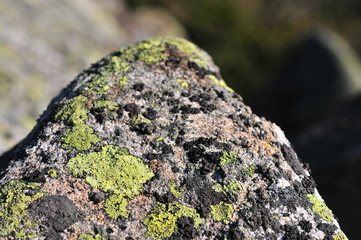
xmin=0 ymin=37 xmax=347 ymax=239
xmin=0 ymin=0 xmax=185 ymax=154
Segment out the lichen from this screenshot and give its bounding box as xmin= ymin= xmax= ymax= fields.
xmin=212 ymin=181 xmax=242 ymax=196
xmin=47 ymin=169 xmax=59 ymax=178
xmin=210 ymin=201 xmax=234 ymax=224
xmin=55 ymin=95 xmax=89 ymax=125
xmin=130 ymin=114 xmax=152 ymax=124
xmin=144 ymin=202 xmax=204 ymax=238
xmin=93 ymin=100 xmax=119 ymax=111
xmin=306 ymin=194 xmax=334 ymax=224
xmin=67 ymin=145 xmax=154 ymax=219
xmin=169 ymin=180 xmax=183 ymax=198
xmin=78 ymin=233 xmax=106 ymax=240
xmin=241 ymin=165 xmax=257 ymax=176
xmin=156 ymin=137 xmax=164 ymax=141
xmin=333 ymin=231 xmax=348 ymax=240
xmin=0 ymin=180 xmax=45 ymax=238
xmin=207 ymin=74 xmax=234 ymax=92
xmin=177 ymin=78 xmax=189 ymax=88
xmin=219 ymin=151 xmax=237 ymax=165
xmin=61 ymin=124 xmax=100 ymax=151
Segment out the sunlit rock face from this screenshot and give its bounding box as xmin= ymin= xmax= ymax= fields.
xmin=0 ymin=37 xmax=347 ymax=240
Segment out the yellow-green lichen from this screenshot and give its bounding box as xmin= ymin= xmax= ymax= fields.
xmin=177 ymin=79 xmax=189 ymax=88
xmin=56 ymin=95 xmax=99 ymax=151
xmin=62 ymin=124 xmax=100 ymax=151
xmin=241 ymin=165 xmax=257 ymax=176
xmin=0 ymin=180 xmax=45 ymax=238
xmin=165 ymin=37 xmax=208 ymax=68
xmin=207 ymin=75 xmax=234 ymax=92
xmin=47 ymin=169 xmax=59 ymax=178
xmin=219 ymin=151 xmax=237 ymax=165
xmin=67 ymin=145 xmax=154 ymax=219
xmin=93 ymin=100 xmax=119 ymax=111
xmin=169 ymin=180 xmax=183 ymax=198
xmin=306 ymin=194 xmax=334 ymax=224
xmin=333 ymin=231 xmax=348 ymax=240
xmin=144 ymin=202 xmax=204 ymax=238
xmin=210 ymin=201 xmax=234 ymax=224
xmin=156 ymin=137 xmax=164 ymax=141
xmin=55 ymin=95 xmax=89 ymax=125
xmin=78 ymin=233 xmax=106 ymax=240
xmin=130 ymin=114 xmax=152 ymax=124
xmin=212 ymin=181 xmax=242 ymax=196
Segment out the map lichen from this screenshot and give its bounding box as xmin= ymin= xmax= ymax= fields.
xmin=0 ymin=180 xmax=45 ymax=239
xmin=67 ymin=145 xmax=154 ymax=219
xmin=144 ymin=202 xmax=204 ymax=238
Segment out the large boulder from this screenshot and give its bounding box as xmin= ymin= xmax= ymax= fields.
xmin=0 ymin=37 xmax=347 ymax=239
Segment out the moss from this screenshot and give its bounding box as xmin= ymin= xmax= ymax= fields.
xmin=241 ymin=165 xmax=257 ymax=176
xmin=0 ymin=180 xmax=45 ymax=238
xmin=210 ymin=201 xmax=234 ymax=224
xmin=207 ymin=75 xmax=234 ymax=92
xmin=62 ymin=124 xmax=100 ymax=151
xmin=306 ymin=194 xmax=334 ymax=224
xmin=47 ymin=169 xmax=59 ymax=178
xmin=333 ymin=231 xmax=348 ymax=240
xmin=55 ymin=95 xmax=89 ymax=125
xmin=177 ymin=79 xmax=189 ymax=88
xmin=144 ymin=202 xmax=204 ymax=238
xmin=219 ymin=151 xmax=237 ymax=165
xmin=169 ymin=180 xmax=183 ymax=198
xmin=78 ymin=233 xmax=106 ymax=240
xmin=130 ymin=114 xmax=152 ymax=124
xmin=212 ymin=181 xmax=241 ymax=196
xmin=67 ymin=145 xmax=154 ymax=219
xmin=93 ymin=100 xmax=119 ymax=111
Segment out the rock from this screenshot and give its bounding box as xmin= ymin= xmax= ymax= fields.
xmin=252 ymin=30 xmax=361 ymax=133
xmin=292 ymin=94 xmax=361 ymax=239
xmin=0 ymin=0 xmax=186 ymax=155
xmin=0 ymin=37 xmax=347 ymax=239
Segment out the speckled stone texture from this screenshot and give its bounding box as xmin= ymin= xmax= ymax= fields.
xmin=0 ymin=37 xmax=347 ymax=240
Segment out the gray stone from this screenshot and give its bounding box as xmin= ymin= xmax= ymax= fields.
xmin=0 ymin=37 xmax=347 ymax=239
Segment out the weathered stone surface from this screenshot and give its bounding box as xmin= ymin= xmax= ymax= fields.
xmin=0 ymin=0 xmax=185 ymax=154
xmin=0 ymin=37 xmax=347 ymax=239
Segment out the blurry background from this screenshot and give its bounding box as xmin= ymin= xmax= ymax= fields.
xmin=0 ymin=0 xmax=360 ymax=238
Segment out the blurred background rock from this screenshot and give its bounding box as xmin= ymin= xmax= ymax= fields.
xmin=1 ymin=0 xmax=361 ymax=238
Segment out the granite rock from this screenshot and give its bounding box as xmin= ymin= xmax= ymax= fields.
xmin=0 ymin=37 xmax=347 ymax=240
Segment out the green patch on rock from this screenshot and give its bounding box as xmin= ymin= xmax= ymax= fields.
xmin=47 ymin=169 xmax=59 ymax=178
xmin=307 ymin=194 xmax=334 ymax=224
xmin=56 ymin=95 xmax=99 ymax=150
xmin=0 ymin=180 xmax=45 ymax=239
xmin=177 ymin=79 xmax=189 ymax=88
xmin=212 ymin=180 xmax=242 ymax=196
xmin=62 ymin=124 xmax=100 ymax=151
xmin=210 ymin=201 xmax=234 ymax=224
xmin=219 ymin=151 xmax=237 ymax=165
xmin=93 ymin=99 xmax=119 ymax=111
xmin=55 ymin=95 xmax=89 ymax=125
xmin=130 ymin=114 xmax=152 ymax=124
xmin=333 ymin=231 xmax=348 ymax=240
xmin=169 ymin=180 xmax=183 ymax=198
xmin=207 ymin=75 xmax=234 ymax=92
xmin=241 ymin=165 xmax=257 ymax=176
xmin=144 ymin=202 xmax=204 ymax=238
xmin=78 ymin=233 xmax=106 ymax=240
xmin=67 ymin=145 xmax=154 ymax=219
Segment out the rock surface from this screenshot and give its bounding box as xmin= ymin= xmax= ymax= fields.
xmin=0 ymin=37 xmax=347 ymax=239
xmin=0 ymin=0 xmax=185 ymax=154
